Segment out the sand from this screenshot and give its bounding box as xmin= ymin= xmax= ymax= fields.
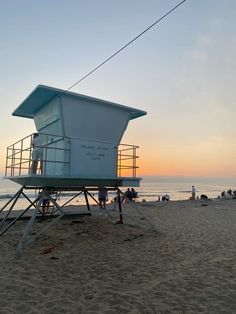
xmin=0 ymin=199 xmax=236 ymax=313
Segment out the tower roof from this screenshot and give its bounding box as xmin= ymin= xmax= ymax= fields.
xmin=12 ymin=85 xmax=147 ymax=120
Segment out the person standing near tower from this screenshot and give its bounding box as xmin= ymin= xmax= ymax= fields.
xmin=30 ymin=133 xmax=43 ymax=174
xmin=191 ymin=185 xmax=196 ymax=200
xmin=98 ymin=187 xmax=108 ymax=209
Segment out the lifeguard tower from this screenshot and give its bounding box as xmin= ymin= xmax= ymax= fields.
xmin=0 ymin=85 xmax=147 ymax=254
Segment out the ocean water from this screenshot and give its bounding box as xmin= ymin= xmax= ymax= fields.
xmin=138 ymin=176 xmax=236 ymax=201
xmin=0 ymin=176 xmax=236 ymax=210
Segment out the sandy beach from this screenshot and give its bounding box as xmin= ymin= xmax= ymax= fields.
xmin=0 ymin=199 xmax=236 ymax=313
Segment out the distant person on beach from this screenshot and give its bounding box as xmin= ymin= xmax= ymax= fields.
xmin=221 ymin=190 xmax=234 ymax=199
xmin=200 ymin=194 xmax=208 ymax=200
xmin=42 ymin=198 xmax=50 ymax=214
xmin=131 ymin=188 xmax=138 ymax=201
xmin=221 ymin=191 xmax=226 ymax=198
xmin=124 ymin=188 xmax=132 ymax=202
xmin=30 ymin=133 xmax=43 ymax=174
xmin=162 ymin=194 xmax=170 ymax=201
xmin=98 ymin=187 xmax=108 ymax=209
xmin=191 ymin=186 xmax=196 ymax=200
xmin=37 ymin=190 xmax=50 ymax=215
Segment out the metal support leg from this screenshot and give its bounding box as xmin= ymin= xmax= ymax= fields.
xmin=21 ymin=191 xmax=37 ymax=209
xmin=118 ymin=187 xmax=158 ymax=233
xmin=0 ymin=187 xmax=24 ymax=215
xmin=16 ymin=190 xmax=65 ymax=256
xmin=133 ymin=205 xmax=159 ymax=233
xmin=86 ymin=191 xmax=100 ymax=205
xmin=0 ymin=188 xmax=23 ymax=229
xmin=0 ymin=195 xmax=41 ymax=237
xmin=15 ymin=194 xmax=43 ymax=255
xmin=61 ymin=191 xmax=83 ymax=207
xmin=84 ymin=190 xmax=90 ymax=211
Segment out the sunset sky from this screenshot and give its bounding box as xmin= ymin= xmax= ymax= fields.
xmin=0 ymin=0 xmax=235 ymax=177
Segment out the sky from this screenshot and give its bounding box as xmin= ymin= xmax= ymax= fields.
xmin=0 ymin=0 xmax=235 ymax=177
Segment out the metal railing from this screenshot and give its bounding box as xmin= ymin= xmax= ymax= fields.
xmin=117 ymin=144 xmax=139 ymax=178
xmin=5 ymin=134 xmax=139 ymax=178
xmin=5 ymin=133 xmax=71 ymax=177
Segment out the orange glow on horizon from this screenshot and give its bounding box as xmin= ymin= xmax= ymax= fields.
xmin=137 ymin=154 xmax=236 ymax=178
xmin=1 ymin=145 xmax=236 ymax=178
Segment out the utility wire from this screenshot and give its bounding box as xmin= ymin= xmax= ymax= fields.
xmin=67 ymin=0 xmax=187 ymax=91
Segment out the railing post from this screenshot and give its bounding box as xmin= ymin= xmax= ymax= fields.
xmin=11 ymin=146 xmax=15 ymax=177
xmin=134 ymin=146 xmax=136 ymax=178
xmin=28 ymin=134 xmax=33 ymax=174
xmin=117 ymin=144 xmax=139 ymax=179
xmin=19 ymin=139 xmax=23 ymax=176
xmin=5 ymin=147 xmax=9 ymax=177
xmin=119 ymin=149 xmax=121 ymax=177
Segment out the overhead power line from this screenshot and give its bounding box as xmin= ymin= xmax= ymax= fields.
xmin=67 ymin=0 xmax=187 ymax=91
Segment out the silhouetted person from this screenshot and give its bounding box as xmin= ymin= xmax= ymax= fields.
xmin=98 ymin=187 xmax=108 ymax=209
xmin=191 ymin=186 xmax=196 ymax=200
xmin=30 ymin=133 xmax=43 ymax=174
xmin=124 ymin=188 xmax=132 ymax=202
xmin=162 ymin=194 xmax=170 ymax=201
xmin=131 ymin=188 xmax=137 ymax=201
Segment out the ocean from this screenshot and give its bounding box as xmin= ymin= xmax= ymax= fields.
xmin=1 ymin=175 xmax=236 ymax=210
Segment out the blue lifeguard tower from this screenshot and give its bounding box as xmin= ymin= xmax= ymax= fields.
xmin=0 ymin=85 xmax=147 ymax=254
